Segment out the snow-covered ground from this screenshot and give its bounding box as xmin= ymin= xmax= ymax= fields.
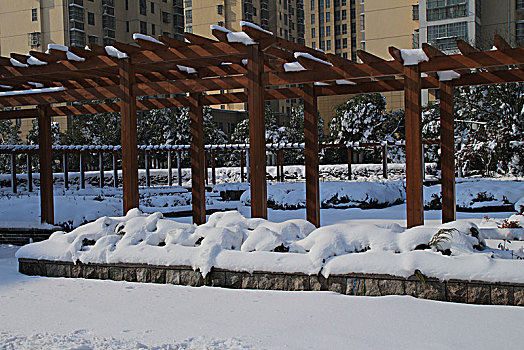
xmin=2 ymin=244 xmax=524 ymax=349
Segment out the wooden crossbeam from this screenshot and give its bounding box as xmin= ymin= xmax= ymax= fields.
xmin=388 ymin=47 xmax=403 ymax=64
xmin=421 ymin=43 xmax=446 ymax=58
xmin=158 ymin=35 xmax=187 ymax=48
xmin=184 ymin=33 xmax=218 ymax=45
xmin=456 ymin=39 xmax=479 ymax=55
xmin=211 ymin=28 xmax=229 ymax=42
xmin=357 ymin=50 xmax=386 ymax=64
xmin=494 ymin=34 xmax=512 ymax=51
xmin=134 ymin=38 xmax=166 ymax=51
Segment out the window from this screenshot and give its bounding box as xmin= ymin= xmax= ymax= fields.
xmin=126 ymin=21 xmax=130 ymax=32
xmin=326 ymin=40 xmax=331 ymax=50
xmin=125 ymin=0 xmax=129 ymax=10
xmin=319 ymin=0 xmax=324 ymax=9
xmin=360 ymin=14 xmax=365 ymax=30
xmin=427 ymin=21 xmax=468 ymax=50
xmin=518 ymin=21 xmax=524 ymax=45
xmin=319 ymin=13 xmax=324 ymax=23
xmin=253 ymin=7 xmax=257 ymax=16
xmin=162 ymin=11 xmax=170 ymax=23
xmin=217 ymin=5 xmax=223 ymax=14
xmin=88 ymin=12 xmax=95 ymax=25
xmin=335 ymin=25 xmax=340 ymax=35
xmin=70 ymin=31 xmax=85 ymax=47
xmin=185 ymin=0 xmax=192 ymax=7
xmin=519 ymin=0 xmax=524 ymax=10
xmin=412 ymin=29 xmax=420 ymax=48
xmin=320 ymin=26 xmax=325 ymax=37
xmin=312 ymin=41 xmax=316 ymax=49
xmin=412 ymin=4 xmax=419 ymax=20
xmin=342 ymin=10 xmax=347 ymax=20
xmin=140 ymin=21 xmax=147 ymax=34
xmin=335 ymin=39 xmax=341 ymax=49
xmin=285 ymin=29 xmax=288 ymax=39
xmin=360 ymin=41 xmax=365 ymax=50
xmin=152 ymin=24 xmax=156 ymax=35
xmin=217 ymin=21 xmax=223 ymax=26
xmin=151 ymin=2 xmax=155 ymax=14
xmin=326 ymin=26 xmax=331 ymax=36
xmin=426 ymin=0 xmax=468 ymax=22
xmin=342 ymin=38 xmax=347 ymax=48
xmin=342 ymin=0 xmax=346 ymax=5
xmin=342 ymin=24 xmax=347 ymax=34
xmin=334 ymin=0 xmax=339 ymax=6
xmin=88 ymin=35 xmax=98 ymax=45
xmin=185 ymin=9 xmax=192 ymax=23
xmin=326 ymin=0 xmax=330 ymax=8
xmin=186 ymin=25 xmax=193 ymax=33
xmin=311 ymin=13 xmax=315 ymax=24
xmin=320 ymin=40 xmax=325 ymax=50
xmin=334 ymin=11 xmax=340 ymax=21
xmin=311 ymin=28 xmax=316 ymax=38
xmin=140 ymin=0 xmax=147 ymax=15
xmin=326 ymin=12 xmax=330 ymax=22
xmin=31 ymin=8 xmax=38 ymax=21
xmin=284 ymin=14 xmax=288 ymax=25
xmin=351 ymin=36 xmax=356 ymax=47
xmin=311 ymin=0 xmax=315 ymax=10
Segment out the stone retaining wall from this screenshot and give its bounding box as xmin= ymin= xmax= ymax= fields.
xmin=18 ymin=258 xmax=524 ymax=306
xmin=1 ymin=228 xmax=57 ymax=245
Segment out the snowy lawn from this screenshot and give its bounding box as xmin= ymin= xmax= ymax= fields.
xmin=3 ymin=245 xmax=524 ymax=350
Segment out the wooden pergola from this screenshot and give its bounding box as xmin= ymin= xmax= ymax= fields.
xmin=0 ymin=22 xmax=523 ymax=228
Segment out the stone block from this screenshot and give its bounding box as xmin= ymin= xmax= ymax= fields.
xmin=346 ymin=277 xmax=365 ymax=296
xmin=288 ymin=275 xmax=310 ymax=291
xmin=446 ymin=282 xmax=467 ymax=303
xmin=364 ymin=279 xmax=381 ymax=296
xmin=258 ymin=274 xmax=289 ymax=290
xmin=165 ymin=269 xmax=181 ymax=284
xmin=310 ymin=275 xmax=328 ymax=291
xmin=45 ymin=263 xmax=71 ymax=278
xmin=136 ymin=267 xmax=150 ymax=283
xmin=206 ymin=271 xmax=225 ymax=287
xmin=491 ymin=285 xmax=513 ymax=306
xmin=242 ymin=274 xmax=258 ymax=289
xmin=378 ymin=279 xmax=404 ymax=295
xmin=19 ymin=261 xmax=43 ymax=276
xmin=327 ymin=276 xmax=347 ymax=294
xmin=108 ymin=266 xmax=123 ymax=281
xmin=225 ymin=272 xmax=244 ymax=289
xmin=180 ymin=269 xmax=204 ymax=287
xmin=84 ymin=265 xmax=98 ymax=279
xmin=406 ymin=281 xmax=446 ymax=301
xmin=71 ymin=264 xmax=83 ymax=278
xmin=151 ymin=268 xmax=166 ymax=284
xmin=122 ymin=267 xmax=137 ymax=282
xmin=467 ymin=284 xmax=490 ymax=305
xmin=97 ymin=266 xmax=109 ymax=280
xmin=514 ymin=287 xmax=524 ymax=306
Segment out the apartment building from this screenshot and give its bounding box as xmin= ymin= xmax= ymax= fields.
xmin=0 ymin=0 xmax=184 ymax=137
xmin=185 ymin=0 xmax=305 ymax=120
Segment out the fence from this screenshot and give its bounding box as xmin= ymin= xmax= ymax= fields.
xmin=0 ymin=140 xmax=439 ymax=193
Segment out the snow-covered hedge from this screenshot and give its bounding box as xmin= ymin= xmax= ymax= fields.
xmin=17 ymin=210 xmax=524 ymax=283
xmin=240 ymin=181 xmax=406 ymax=210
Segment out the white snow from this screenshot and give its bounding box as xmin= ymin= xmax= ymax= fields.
xmin=0 ymin=85 xmax=13 ymax=89
xmin=336 ymin=79 xmax=357 ymax=85
xmin=27 ymin=82 xmax=44 ymax=88
xmin=104 ymin=46 xmax=128 ymax=59
xmin=294 ymin=52 xmax=333 ymax=66
xmin=400 ymin=49 xmax=429 ymax=66
xmin=0 ymin=86 xmax=65 ymax=97
xmin=10 ymin=58 xmax=28 ymax=68
xmin=48 ymin=44 xmax=68 ymax=52
xmin=314 ymin=82 xmax=330 ymax=86
xmin=66 ymin=51 xmax=85 ymax=62
xmin=3 ymin=245 xmax=524 ymax=349
xmin=177 ymin=65 xmax=198 ymax=74
xmin=437 ymin=70 xmax=461 ymax=81
xmin=210 ymin=25 xmax=231 ymax=33
xmin=283 ymin=62 xmax=306 ymax=72
xmin=26 ymin=56 xmax=47 ymax=66
xmin=132 ymin=33 xmax=165 ymax=45
xmin=240 ymin=21 xmax=273 ymax=35
xmin=226 ymin=32 xmax=257 ymax=45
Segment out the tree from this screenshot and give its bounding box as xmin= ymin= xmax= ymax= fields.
xmin=0 ymin=119 xmax=22 ymax=173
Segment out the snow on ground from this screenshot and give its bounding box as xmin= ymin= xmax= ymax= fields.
xmin=3 ymin=245 xmax=524 ymax=350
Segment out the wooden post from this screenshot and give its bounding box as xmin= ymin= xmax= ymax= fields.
xmin=211 ymin=149 xmax=216 ymax=185
xmin=10 ymin=153 xmax=17 ymax=193
xmin=404 ymin=64 xmax=424 ymax=228
xmin=382 ymin=144 xmax=388 ymax=179
xmin=276 ymin=151 xmax=281 ymax=182
xmin=248 ymin=44 xmax=267 ymax=219
xmin=167 ymin=150 xmax=173 ymax=186
xmin=279 ymin=150 xmax=284 ymax=182
xmin=62 ymin=151 xmax=69 ymax=189
xmin=177 ymin=151 xmax=182 ymax=186
xmin=27 ymin=153 xmax=33 ymax=192
xmin=347 ymin=146 xmax=352 ymax=180
xmin=112 ymin=151 xmax=118 ymax=187
xmin=79 ymin=151 xmax=85 ymax=189
xmin=99 ymin=152 xmax=104 ymax=188
xmin=304 ymin=83 xmax=320 ymax=227
xmin=38 ymin=105 xmax=54 ymax=224
xmin=119 ymin=59 xmax=139 ymax=214
xmin=145 ymin=151 xmax=151 ymax=187
xmin=240 ymin=150 xmax=245 ymax=182
xmin=440 ymin=80 xmax=456 ymax=223
xmin=189 ymin=92 xmax=206 ymax=225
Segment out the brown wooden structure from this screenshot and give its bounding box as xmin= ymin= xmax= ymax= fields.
xmin=0 ymin=22 xmax=522 ymax=228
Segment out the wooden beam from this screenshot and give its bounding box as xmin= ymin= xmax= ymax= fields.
xmin=119 ymin=59 xmax=139 ymax=214
xmin=388 ymin=47 xmax=404 ymax=64
xmin=189 ymin=92 xmax=206 ymax=225
xmin=494 ymin=34 xmax=512 ymax=51
xmin=404 ymin=64 xmax=424 ymax=228
xmin=248 ymin=45 xmax=267 ymax=219
xmin=440 ymin=80 xmax=456 ymax=223
xmin=0 ymin=108 xmax=38 ymax=120
xmin=456 ymin=39 xmax=479 ymax=56
xmin=38 ymin=105 xmax=54 ymax=224
xmin=303 ymin=83 xmax=320 ymax=227
xmin=357 ymin=50 xmax=386 ymax=64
